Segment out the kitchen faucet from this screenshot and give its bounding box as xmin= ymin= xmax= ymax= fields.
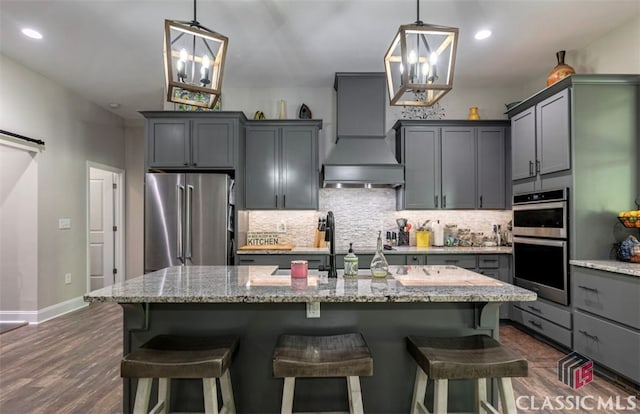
xmin=319 ymin=211 xmax=337 ymax=278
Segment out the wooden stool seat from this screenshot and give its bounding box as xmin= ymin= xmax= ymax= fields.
xmin=121 ymin=335 xmax=238 ymax=414
xmin=407 ymin=335 xmax=528 ymax=414
xmin=273 ymin=333 xmax=373 ymax=414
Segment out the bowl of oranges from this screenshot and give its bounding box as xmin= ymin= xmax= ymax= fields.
xmin=618 ymin=210 xmax=640 ymax=228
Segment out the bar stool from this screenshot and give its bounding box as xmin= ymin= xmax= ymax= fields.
xmin=121 ymin=335 xmax=238 ymax=414
xmin=272 ymin=333 xmax=373 ymax=414
xmin=406 ymin=335 xmax=528 ymax=414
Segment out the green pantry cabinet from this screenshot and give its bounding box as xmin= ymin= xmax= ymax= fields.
xmin=394 ymin=120 xmax=509 ymax=210
xmin=142 ymin=111 xmax=247 ymax=170
xmin=244 ymin=120 xmax=322 ymax=210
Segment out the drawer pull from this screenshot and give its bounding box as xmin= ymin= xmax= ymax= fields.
xmin=527 ymin=306 xmax=542 ymax=313
xmin=578 ymin=330 xmax=599 ymax=341
xmin=240 ymin=259 xmax=255 ymax=263
xmin=578 ymin=285 xmax=598 ymax=293
xmin=528 ymin=320 xmax=543 ymax=329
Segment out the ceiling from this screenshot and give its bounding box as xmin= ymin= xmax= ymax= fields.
xmin=1 ymin=0 xmax=638 ymax=120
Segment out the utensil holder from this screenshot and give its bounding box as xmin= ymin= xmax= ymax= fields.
xmin=416 ymin=231 xmax=430 ymax=247
xmin=398 ymin=231 xmax=410 ymax=246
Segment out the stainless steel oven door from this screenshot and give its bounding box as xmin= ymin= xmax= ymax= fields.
xmin=513 ymin=236 xmax=569 ymax=305
xmin=512 ymin=201 xmax=567 ymax=238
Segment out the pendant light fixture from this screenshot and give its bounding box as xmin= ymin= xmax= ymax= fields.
xmin=164 ymin=0 xmax=228 ymax=109
xmin=384 ymin=0 xmax=458 ymax=106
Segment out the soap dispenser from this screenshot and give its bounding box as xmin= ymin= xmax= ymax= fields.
xmin=370 ymin=231 xmax=389 ymax=278
xmin=343 ymin=243 xmax=359 ymax=278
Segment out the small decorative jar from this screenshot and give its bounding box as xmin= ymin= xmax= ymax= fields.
xmin=290 ymin=260 xmax=308 ymax=278
xmin=468 ymin=107 xmax=480 ymax=120
xmin=444 ymin=224 xmax=458 ymax=247
xmin=547 ymin=50 xmax=575 ymax=86
xmin=471 ymin=232 xmax=485 ymax=247
xmin=343 ymin=243 xmax=359 ymax=278
xmin=457 ymin=228 xmax=472 ymax=247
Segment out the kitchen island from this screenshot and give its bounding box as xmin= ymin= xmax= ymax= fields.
xmin=85 ymin=265 xmax=535 ymax=413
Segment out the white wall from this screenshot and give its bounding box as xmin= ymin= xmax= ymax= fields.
xmin=0 ymin=144 xmax=38 ymax=313
xmin=0 ymin=54 xmax=126 ymax=316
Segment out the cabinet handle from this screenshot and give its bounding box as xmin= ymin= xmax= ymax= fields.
xmin=479 ymin=195 xmax=483 ymax=208
xmin=528 ymin=320 xmax=543 ymax=328
xmin=529 ymin=161 xmax=534 ymax=176
xmin=434 ymin=195 xmax=439 ymax=208
xmin=527 ymin=305 xmax=542 ymax=313
xmin=578 ymin=330 xmax=599 ymax=341
xmin=193 ymin=162 xmax=197 ymax=166
xmin=283 ymin=194 xmax=286 ymax=208
xmin=443 ymin=195 xmax=447 ymax=208
xmin=578 ymin=285 xmax=598 ymax=293
xmin=535 ymin=160 xmax=540 ymax=174
xmin=184 ymin=162 xmax=189 ymax=166
xmin=412 ymin=256 xmax=418 ymax=261
xmin=275 ymin=194 xmax=278 ymax=207
xmin=240 ymin=259 xmax=255 ymax=263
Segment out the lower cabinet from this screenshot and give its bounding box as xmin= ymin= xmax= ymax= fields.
xmin=571 ymin=266 xmax=640 ymax=384
xmin=237 ymin=254 xmax=326 ymax=269
xmin=511 ymin=297 xmax=573 ymax=348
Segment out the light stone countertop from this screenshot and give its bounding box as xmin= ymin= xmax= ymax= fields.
xmin=570 ymin=260 xmax=640 ymax=278
xmin=84 ymin=265 xmax=535 ymax=304
xmin=237 ymin=246 xmax=513 ymax=255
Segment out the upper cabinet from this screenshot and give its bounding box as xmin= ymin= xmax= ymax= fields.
xmin=395 ymin=120 xmax=509 ymax=210
xmin=142 ymin=111 xmax=246 ymax=170
xmin=511 ymin=89 xmax=570 ymax=181
xmin=244 ymin=120 xmax=322 ymax=210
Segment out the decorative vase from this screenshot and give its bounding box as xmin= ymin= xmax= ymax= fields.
xmin=546 ymin=50 xmax=575 ymax=86
xmin=278 ymin=100 xmax=286 ymax=119
xmin=468 ymin=107 xmax=480 ymax=120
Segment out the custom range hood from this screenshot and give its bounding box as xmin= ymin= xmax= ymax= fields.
xmin=322 ymin=73 xmax=404 ymax=188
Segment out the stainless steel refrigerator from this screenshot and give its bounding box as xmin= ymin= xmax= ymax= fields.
xmin=144 ymin=173 xmax=234 ymax=272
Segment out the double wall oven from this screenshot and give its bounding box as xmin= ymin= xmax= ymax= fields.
xmin=512 ymin=188 xmax=569 ymax=305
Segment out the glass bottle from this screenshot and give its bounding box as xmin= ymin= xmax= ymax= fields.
xmin=370 ymin=231 xmax=389 ymax=278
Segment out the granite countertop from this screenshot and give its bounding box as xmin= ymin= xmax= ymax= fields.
xmin=570 ymin=260 xmax=640 ymax=278
xmin=84 ymin=265 xmax=535 ymax=304
xmin=237 ymin=246 xmax=513 ymax=255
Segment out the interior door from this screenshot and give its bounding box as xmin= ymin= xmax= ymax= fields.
xmin=89 ymin=168 xmax=115 ymax=290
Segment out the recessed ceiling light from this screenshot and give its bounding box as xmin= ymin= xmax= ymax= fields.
xmin=21 ymin=28 xmax=43 ymax=40
xmin=109 ymin=103 xmax=121 ymax=109
xmin=474 ymin=29 xmax=492 ymax=40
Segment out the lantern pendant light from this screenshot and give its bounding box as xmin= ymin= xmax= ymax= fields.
xmin=164 ymin=0 xmax=228 ymax=109
xmin=384 ymin=0 xmax=458 ymax=106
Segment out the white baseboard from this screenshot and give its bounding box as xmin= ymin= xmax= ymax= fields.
xmin=0 ymin=296 xmax=88 ymax=324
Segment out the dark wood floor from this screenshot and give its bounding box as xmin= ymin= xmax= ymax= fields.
xmin=0 ymin=303 xmax=637 ymax=413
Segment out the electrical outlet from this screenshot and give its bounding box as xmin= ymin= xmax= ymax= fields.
xmin=276 ymin=221 xmax=287 ymax=233
xmin=64 ymin=273 xmax=71 ymax=284
xmin=306 ymin=302 xmax=320 ymax=318
xmin=58 ymin=218 xmax=72 ymax=230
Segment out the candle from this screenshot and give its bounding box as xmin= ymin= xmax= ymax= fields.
xmin=177 ymin=48 xmax=187 ymax=82
xmin=290 ymin=260 xmax=308 ymax=279
xmin=200 ymin=55 xmax=210 ymax=86
xmin=408 ymin=50 xmax=417 ymax=83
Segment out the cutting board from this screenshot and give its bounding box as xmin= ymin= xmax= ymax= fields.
xmin=238 ymin=243 xmax=296 ymax=251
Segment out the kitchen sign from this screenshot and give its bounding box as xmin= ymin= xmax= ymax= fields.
xmin=247 ymin=232 xmax=279 ymax=246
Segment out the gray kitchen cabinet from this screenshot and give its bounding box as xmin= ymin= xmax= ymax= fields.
xmin=237 ymin=254 xmax=326 ymax=269
xmin=401 ymin=126 xmax=440 ymax=209
xmin=510 ymin=89 xmax=570 ymax=182
xmin=244 ymin=120 xmax=322 ymax=210
xmin=477 ymin=127 xmax=507 ymax=209
xmin=395 ymin=120 xmax=509 ymax=210
xmin=427 ymin=254 xmax=477 ymax=269
xmin=511 ymin=297 xmax=573 ymax=348
xmin=572 ymin=266 xmax=639 ymax=383
xmin=142 ymin=112 xmax=246 ymax=170
xmin=507 ymin=74 xmax=639 ymax=259
xmin=441 ymin=127 xmax=476 ymax=209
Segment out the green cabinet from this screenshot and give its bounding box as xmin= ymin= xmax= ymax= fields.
xmin=142 ymin=112 xmax=246 ymax=170
xmin=244 ymin=120 xmax=322 ymax=210
xmin=395 ymin=120 xmax=509 ymax=210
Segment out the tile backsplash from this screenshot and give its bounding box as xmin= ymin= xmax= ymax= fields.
xmin=243 ymin=189 xmax=512 ymax=250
